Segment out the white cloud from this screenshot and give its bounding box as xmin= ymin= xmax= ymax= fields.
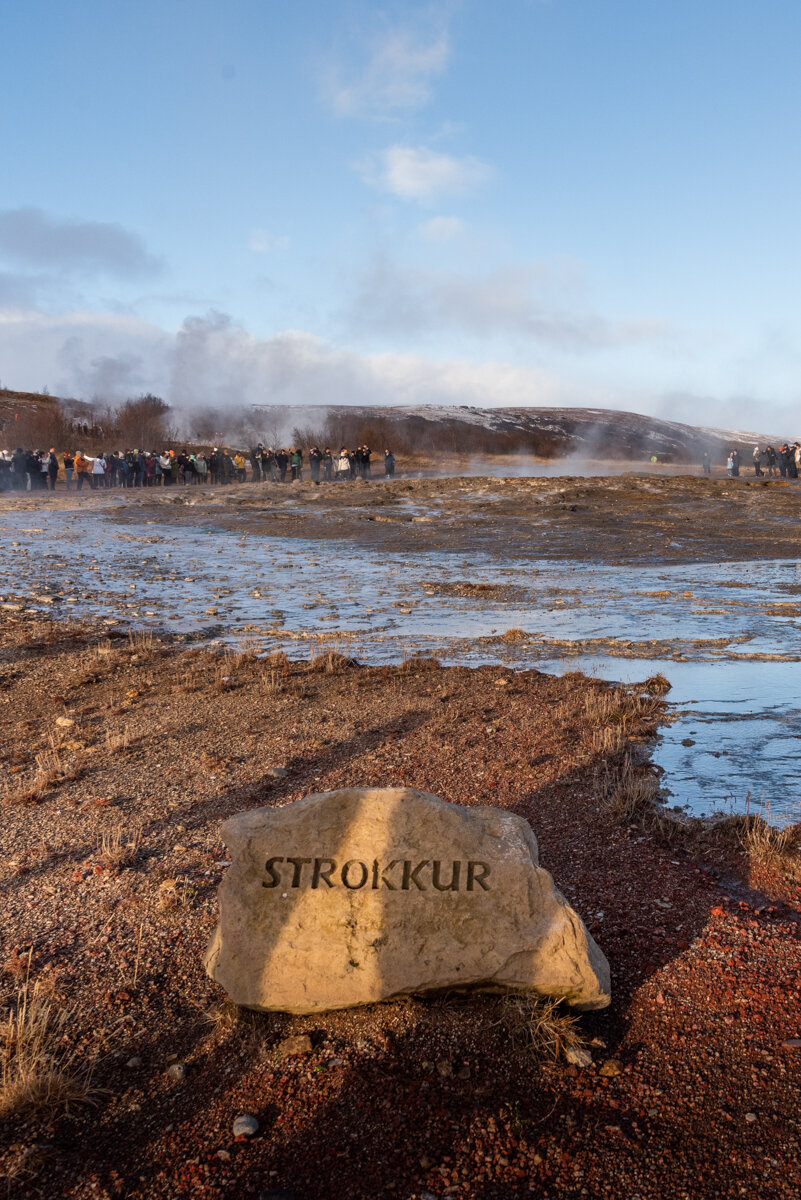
xmin=360 ymin=145 xmax=493 ymax=202
xmin=418 ymin=216 xmax=466 ymax=242
xmin=0 ymin=207 xmax=163 ymax=277
xmin=248 ymin=230 xmax=290 ymax=254
xmin=325 ymin=18 xmax=450 ymax=118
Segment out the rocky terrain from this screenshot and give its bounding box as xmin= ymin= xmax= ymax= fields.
xmin=1 ymin=612 xmax=799 ymax=1199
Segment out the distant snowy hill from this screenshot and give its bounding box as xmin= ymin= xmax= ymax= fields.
xmin=254 ymin=403 xmax=781 ymax=462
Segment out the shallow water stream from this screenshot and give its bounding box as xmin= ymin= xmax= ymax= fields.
xmin=1 ymin=509 xmax=799 ymax=824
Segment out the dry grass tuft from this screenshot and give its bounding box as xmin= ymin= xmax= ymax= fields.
xmin=97 ymin=824 xmax=143 ymax=868
xmin=499 ymin=628 xmax=527 ymax=644
xmin=307 ymin=651 xmax=357 ymax=674
xmin=1 ymin=745 xmax=77 ymax=805
xmin=265 ymin=650 xmax=290 ymax=670
xmin=602 ymin=755 xmax=661 ymax=822
xmin=258 ymin=666 xmax=284 ymax=694
xmin=398 ymin=656 xmax=442 ymax=674
xmin=0 ymin=972 xmax=97 ymax=1119
xmin=128 ymin=628 xmax=155 ymax=653
xmin=104 ymin=725 xmax=131 ymax=753
xmin=583 ymin=688 xmax=625 ymax=727
xmin=204 ymin=1000 xmax=242 ymax=1035
xmin=642 ymin=673 xmax=672 ymax=696
xmin=177 ymin=661 xmax=206 ymax=693
xmin=211 ymin=663 xmax=234 ymax=694
xmin=591 ymin=724 xmax=627 ymax=756
xmin=584 ymin=686 xmax=668 ymax=731
xmin=737 ymin=813 xmax=801 ymax=880
xmin=33 ymin=749 xmax=62 ymax=786
xmin=499 ymin=992 xmax=587 ymax=1062
xmin=227 ymin=636 xmax=260 ymax=670
xmin=157 ymin=875 xmax=198 ymax=911
xmin=1 ymin=786 xmax=40 ymax=807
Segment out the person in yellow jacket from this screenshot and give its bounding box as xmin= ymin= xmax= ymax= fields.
xmin=74 ymin=452 xmax=93 ymax=491
xmin=233 ymin=452 xmax=246 ymax=483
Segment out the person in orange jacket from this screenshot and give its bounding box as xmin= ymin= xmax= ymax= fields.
xmin=74 ymin=452 xmax=93 ymax=491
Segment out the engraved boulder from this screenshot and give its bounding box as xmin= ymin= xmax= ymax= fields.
xmin=203 ymin=787 xmax=611 ymax=1013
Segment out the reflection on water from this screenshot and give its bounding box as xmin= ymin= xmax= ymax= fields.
xmin=534 ymin=657 xmax=801 ymax=824
xmin=1 ymin=510 xmax=799 ymax=824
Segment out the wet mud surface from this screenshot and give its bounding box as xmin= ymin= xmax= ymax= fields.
xmin=3 ymin=470 xmax=801 ymax=563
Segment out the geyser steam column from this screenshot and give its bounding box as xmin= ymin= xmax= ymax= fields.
xmin=204 ymin=787 xmax=610 ymax=1013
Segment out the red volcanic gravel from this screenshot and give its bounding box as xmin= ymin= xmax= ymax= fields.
xmin=0 ymin=615 xmax=799 ymax=1199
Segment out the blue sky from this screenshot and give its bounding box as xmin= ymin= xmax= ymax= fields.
xmin=1 ymin=0 xmax=800 ymax=431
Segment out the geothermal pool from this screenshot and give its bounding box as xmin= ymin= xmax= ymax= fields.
xmin=1 ymin=508 xmax=799 ymax=824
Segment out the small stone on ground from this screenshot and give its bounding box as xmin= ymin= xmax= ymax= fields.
xmin=233 ymin=1114 xmax=259 ymax=1138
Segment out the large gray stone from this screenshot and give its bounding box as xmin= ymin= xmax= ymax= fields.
xmin=203 ymin=787 xmax=610 ymax=1013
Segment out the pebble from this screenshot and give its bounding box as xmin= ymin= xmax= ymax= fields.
xmin=233 ymin=1113 xmax=259 ymax=1138
xmin=565 ymin=1045 xmax=593 ymax=1068
xmin=166 ymin=1062 xmax=186 ymax=1082
xmin=126 ymin=1055 xmax=142 ymax=1069
xmin=782 ymin=1038 xmax=801 ymax=1050
xmin=745 ymin=1112 xmax=757 ymax=1123
xmin=275 ymin=1034 xmax=312 ymax=1059
xmin=267 ymin=766 xmax=288 ymax=778
xmin=55 ymin=717 xmax=75 ymax=728
xmin=599 ymin=1058 xmax=623 ymax=1077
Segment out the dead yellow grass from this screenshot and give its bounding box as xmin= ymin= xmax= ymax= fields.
xmin=602 ymin=755 xmax=662 ymax=822
xmin=0 ymin=971 xmax=96 ymax=1119
xmin=591 ymin=724 xmax=627 ymax=756
xmin=204 ymin=1000 xmax=242 ymax=1035
xmin=104 ymin=725 xmax=131 ymax=753
xmin=128 ymin=627 xmax=156 ymax=653
xmin=642 ymin=672 xmax=672 ymax=696
xmin=603 ymin=757 xmax=801 ymax=885
xmin=398 ymin=656 xmax=442 ymax=673
xmin=307 ymin=651 xmax=357 ymax=674
xmin=583 ymin=686 xmax=667 ymax=731
xmin=738 ymin=814 xmax=801 ymax=882
xmin=96 ymin=824 xmax=143 ymax=868
xmin=499 ymin=992 xmax=588 ymax=1062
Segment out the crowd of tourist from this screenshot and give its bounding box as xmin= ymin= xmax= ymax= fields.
xmin=4 ymin=439 xmax=801 ymax=492
xmin=713 ymin=443 xmax=801 ymax=478
xmin=0 ymin=444 xmax=398 ymax=492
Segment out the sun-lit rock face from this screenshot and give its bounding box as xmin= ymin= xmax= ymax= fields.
xmin=204 ymin=787 xmax=611 ymax=1014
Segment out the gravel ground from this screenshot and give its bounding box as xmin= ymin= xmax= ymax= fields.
xmin=1 ymin=614 xmax=799 ymax=1199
